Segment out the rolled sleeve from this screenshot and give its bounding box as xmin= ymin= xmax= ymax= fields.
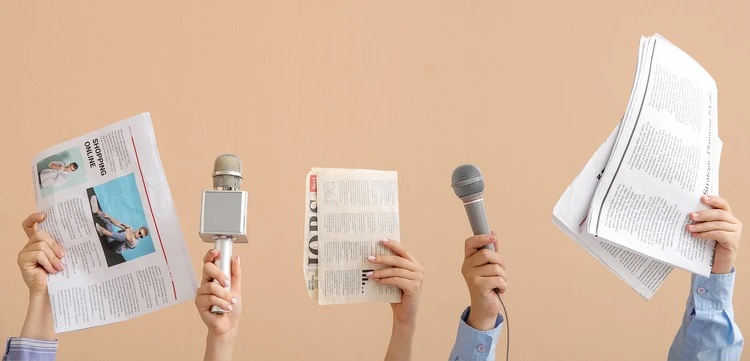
xmin=3 ymin=338 xmax=58 ymax=361
xmin=668 ymin=269 xmax=743 ymax=361
xmin=448 ymin=307 xmax=504 ymax=361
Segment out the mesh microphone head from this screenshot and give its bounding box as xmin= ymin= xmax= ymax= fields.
xmin=212 ymin=154 xmax=243 ymax=190
xmin=451 ymin=164 xmax=485 ymax=201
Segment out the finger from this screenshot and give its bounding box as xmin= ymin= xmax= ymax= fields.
xmin=691 ymin=209 xmax=737 ymax=224
xmin=477 ymin=276 xmax=508 ymax=295
xmin=202 ymin=249 xmax=219 ymax=264
xmin=379 ymin=239 xmax=417 ymax=263
xmin=703 ymin=195 xmax=731 ymax=213
xmin=230 ymin=256 xmax=241 ymax=295
xmin=197 ymin=280 xmax=233 ymax=302
xmin=195 ymin=294 xmax=233 ymax=312
xmin=19 ymin=249 xmax=58 ymax=274
xmin=202 ymin=261 xmax=230 ymax=287
xmin=490 ymin=231 xmax=500 ymax=251
xmin=30 ymin=231 xmax=65 ymax=258
xmin=375 ymin=277 xmax=419 ymax=294
xmin=692 ymin=230 xmax=738 ymax=246
xmin=22 ymin=213 xmax=45 ymax=237
xmin=368 ymin=254 xmax=419 ymax=272
xmin=466 ymin=248 xmax=506 ymax=269
xmin=688 ymin=221 xmax=737 ymax=234
xmin=369 ymin=267 xmax=417 ymax=281
xmin=471 ymin=263 xmax=507 ymax=279
xmin=464 ymin=234 xmax=496 ymax=258
xmin=24 ymin=242 xmax=64 ymax=271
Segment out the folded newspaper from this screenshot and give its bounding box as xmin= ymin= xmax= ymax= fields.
xmin=32 ymin=113 xmax=197 ymax=332
xmin=303 ymin=168 xmax=402 ymax=305
xmin=553 ymin=34 xmax=722 ymax=299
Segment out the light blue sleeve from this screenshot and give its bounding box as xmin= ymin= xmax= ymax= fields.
xmin=3 ymin=338 xmax=58 ymax=361
xmin=448 ymin=307 xmax=504 ymax=361
xmin=668 ymin=269 xmax=743 ymax=361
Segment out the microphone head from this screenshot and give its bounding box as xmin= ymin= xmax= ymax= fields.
xmin=212 ymin=153 xmax=243 ymax=190
xmin=451 ymin=164 xmax=485 ymax=202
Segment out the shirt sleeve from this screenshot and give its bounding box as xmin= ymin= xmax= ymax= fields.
xmin=448 ymin=307 xmax=504 ymax=361
xmin=668 ymin=269 xmax=744 ymax=361
xmin=3 ymin=338 xmax=58 ymax=361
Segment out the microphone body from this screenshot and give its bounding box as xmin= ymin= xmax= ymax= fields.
xmin=463 ymin=199 xmax=494 ymax=251
xmin=199 ymin=154 xmax=248 ymax=314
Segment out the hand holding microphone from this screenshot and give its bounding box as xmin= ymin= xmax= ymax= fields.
xmin=451 ymin=164 xmax=509 ymax=332
xmin=199 ymin=154 xmax=249 ymax=314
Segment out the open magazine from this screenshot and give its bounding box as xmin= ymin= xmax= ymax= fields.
xmin=32 ymin=113 xmax=197 ymax=332
xmin=303 ymin=168 xmax=401 ymax=305
xmin=553 ymin=34 xmax=721 ymax=299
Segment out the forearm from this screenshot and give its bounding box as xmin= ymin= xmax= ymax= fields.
xmin=384 ymin=318 xmax=416 ymax=361
xmin=20 ymin=292 xmax=55 ymax=341
xmin=204 ymin=332 xmax=236 ymax=361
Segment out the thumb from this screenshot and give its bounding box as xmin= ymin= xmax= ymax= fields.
xmin=22 ymin=213 xmax=45 ymax=237
xmin=230 ymin=256 xmax=242 ymax=295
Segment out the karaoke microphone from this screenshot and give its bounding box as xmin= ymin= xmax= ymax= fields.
xmin=199 ymin=154 xmax=249 ymax=314
xmin=451 ymin=164 xmax=493 ymax=251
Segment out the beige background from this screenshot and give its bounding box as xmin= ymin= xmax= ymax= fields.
xmin=1 ymin=1 xmax=748 ymax=360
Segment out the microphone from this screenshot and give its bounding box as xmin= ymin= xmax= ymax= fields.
xmin=451 ymin=164 xmax=493 ymax=251
xmin=199 ymin=154 xmax=249 ymax=314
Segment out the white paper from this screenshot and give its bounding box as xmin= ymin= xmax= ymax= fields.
xmin=32 ymin=113 xmax=197 ymax=332
xmin=586 ymin=34 xmax=720 ymax=277
xmin=308 ymin=168 xmax=402 ymax=305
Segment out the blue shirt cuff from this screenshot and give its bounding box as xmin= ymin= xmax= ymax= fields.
xmin=4 ymin=338 xmax=58 ymax=361
xmin=449 ymin=307 xmax=504 ymax=361
xmin=692 ymin=268 xmax=735 ymax=310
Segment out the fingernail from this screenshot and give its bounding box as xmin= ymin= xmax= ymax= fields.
xmin=231 ymin=297 xmax=238 ymax=304
xmin=372 ymin=278 xmax=380 ymax=282
xmin=58 ymin=262 xmax=65 ymax=270
xmin=692 ymin=213 xmax=700 ymax=220
xmin=223 ymin=279 xmax=231 ymax=287
xmin=489 ymin=234 xmax=496 ymax=241
xmin=381 ymin=238 xmax=390 ymax=244
xmin=237 ymin=256 xmax=240 ymax=264
xmin=367 ymin=255 xmax=376 ymax=261
xmin=210 ymin=249 xmax=218 ymax=254
xmin=226 ymin=304 xmax=233 ymax=311
xmin=688 ymin=225 xmax=695 ymax=231
xmin=365 ymin=271 xmax=374 ymax=277
xmin=704 ymin=196 xmax=711 ymax=201
xmin=58 ymin=248 xmax=65 ymax=257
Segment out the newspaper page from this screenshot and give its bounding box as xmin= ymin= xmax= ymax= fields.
xmin=586 ymin=34 xmax=720 ymax=277
xmin=303 ymin=169 xmax=320 ymax=300
xmin=553 ymin=124 xmax=672 ymax=299
xmin=312 ymin=168 xmax=401 ymax=305
xmin=31 ymin=113 xmax=197 ymax=332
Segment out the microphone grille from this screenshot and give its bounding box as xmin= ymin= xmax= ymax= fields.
xmin=212 ymin=153 xmax=243 ymax=189
xmin=451 ymin=164 xmax=485 ymax=200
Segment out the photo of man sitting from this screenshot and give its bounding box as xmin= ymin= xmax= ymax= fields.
xmin=90 ymin=195 xmax=149 ymax=255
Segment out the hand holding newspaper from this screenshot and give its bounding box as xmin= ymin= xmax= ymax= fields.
xmin=303 ymin=168 xmax=402 ymax=305
xmin=553 ymin=34 xmax=722 ymax=299
xmin=31 ymin=113 xmax=197 ymax=332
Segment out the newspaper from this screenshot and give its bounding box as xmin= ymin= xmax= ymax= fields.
xmin=553 ymin=34 xmax=722 ymax=298
xmin=31 ymin=113 xmax=197 ymax=332
xmin=303 ymin=168 xmax=401 ymax=305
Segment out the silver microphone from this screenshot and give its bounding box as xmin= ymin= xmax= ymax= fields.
xmin=451 ymin=164 xmax=493 ymax=251
xmin=199 ymin=154 xmax=249 ymax=314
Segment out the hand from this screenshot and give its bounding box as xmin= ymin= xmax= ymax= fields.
xmin=18 ymin=213 xmax=65 ymax=294
xmin=196 ymin=250 xmax=242 ymax=338
xmin=688 ymin=195 xmax=742 ymax=274
xmin=17 ymin=213 xmax=63 ymax=340
xmin=461 ymin=232 xmax=508 ymax=331
xmin=368 ymin=239 xmax=424 ymax=326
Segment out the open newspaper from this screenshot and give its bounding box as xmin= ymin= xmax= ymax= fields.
xmin=31 ymin=113 xmax=197 ymax=332
xmin=303 ymin=168 xmax=401 ymax=305
xmin=553 ymin=34 xmax=722 ymax=299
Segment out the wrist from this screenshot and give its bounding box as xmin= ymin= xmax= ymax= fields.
xmin=466 ymin=304 xmax=498 ymax=331
xmin=204 ymin=332 xmax=236 ymax=361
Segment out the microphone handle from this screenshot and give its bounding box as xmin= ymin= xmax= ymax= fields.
xmin=464 ymin=199 xmax=494 ymax=251
xmin=211 ymin=237 xmax=234 ymax=314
